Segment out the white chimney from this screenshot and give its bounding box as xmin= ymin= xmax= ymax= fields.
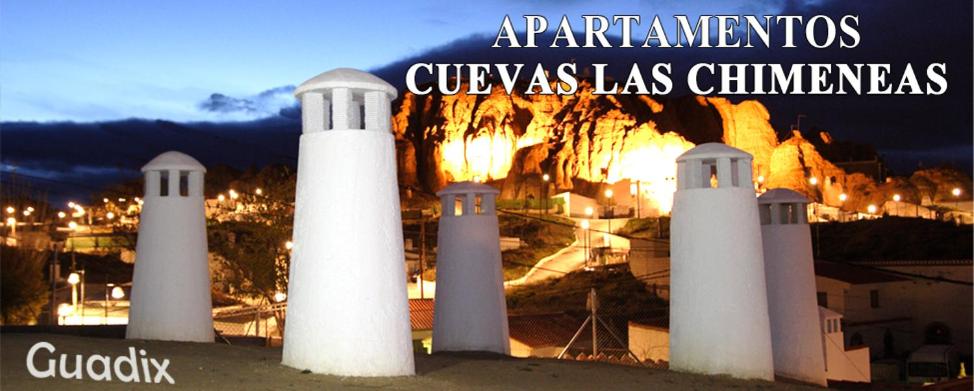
xmin=669 ymin=143 xmax=774 ymax=380
xmin=432 ymin=182 xmax=510 ymax=355
xmin=759 ymin=189 xmax=827 ymax=386
xmin=127 ymin=151 xmax=214 ymax=342
xmin=282 ymin=68 xmax=414 ymax=376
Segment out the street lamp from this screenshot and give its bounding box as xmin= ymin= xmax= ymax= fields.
xmin=255 ymin=188 xmax=263 ymax=196
xmin=892 ymin=194 xmax=901 ymax=216
xmin=867 ymin=204 xmax=877 ymax=215
xmin=285 ymin=241 xmax=294 ymax=250
xmin=106 ymin=212 xmax=115 ymax=220
xmin=808 ymin=177 xmax=818 ymax=186
xmin=541 ymin=173 xmax=550 ymax=216
xmin=580 ymin=219 xmax=590 ymax=269
xmin=274 ymin=291 xmax=287 ymax=302
xmin=6 ymin=217 xmax=16 ymax=235
xmin=5 ymin=206 xmax=13 ymax=214
xmin=57 ymin=211 xmax=66 ymax=219
xmin=68 ymin=272 xmax=81 ymax=308
xmin=952 ymin=187 xmax=962 ymax=209
xmin=630 ymin=182 xmax=640 ymax=219
xmin=68 ymin=221 xmax=78 ymax=230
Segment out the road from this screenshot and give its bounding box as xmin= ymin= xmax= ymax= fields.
xmin=508 ymin=218 xmax=630 ymax=286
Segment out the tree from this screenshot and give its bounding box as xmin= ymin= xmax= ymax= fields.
xmin=207 ymin=165 xmax=295 ymax=335
xmin=1 ymin=246 xmax=50 ymax=325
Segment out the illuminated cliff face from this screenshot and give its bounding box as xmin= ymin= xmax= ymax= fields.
xmin=393 ymin=80 xmax=856 ymax=214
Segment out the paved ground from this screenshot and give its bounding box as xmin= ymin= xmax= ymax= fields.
xmin=2 ymin=333 xmax=818 ymax=390
xmin=513 ymin=218 xmax=631 ymax=285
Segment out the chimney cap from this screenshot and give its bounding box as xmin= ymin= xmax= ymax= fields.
xmin=141 ymin=151 xmax=206 ymax=173
xmin=676 ymin=143 xmax=751 ymax=162
xmin=294 ymin=68 xmax=397 ymax=99
xmin=758 ymin=188 xmax=809 ymax=204
xmin=436 ymin=181 xmax=500 ymax=197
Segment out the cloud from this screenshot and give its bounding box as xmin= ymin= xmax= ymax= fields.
xmin=197 ymin=85 xmax=297 ymax=120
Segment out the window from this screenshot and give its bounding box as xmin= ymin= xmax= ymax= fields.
xmin=454 ymin=196 xmax=465 ymax=216
xmin=817 ymin=292 xmax=828 ymax=308
xmin=159 ymin=171 xmax=170 ymax=197
xmin=729 ymin=158 xmax=741 ymax=187
xmin=870 ymin=289 xmax=880 ymax=308
xmin=474 ymin=195 xmax=483 ymax=215
xmin=179 ymin=171 xmax=189 ymax=196
xmin=759 ymin=204 xmax=772 ymax=225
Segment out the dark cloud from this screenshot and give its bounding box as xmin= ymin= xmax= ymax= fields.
xmin=197 ymin=85 xmax=297 ymax=119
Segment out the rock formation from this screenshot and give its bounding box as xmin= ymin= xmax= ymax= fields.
xmin=392 ymin=79 xmax=882 ymax=211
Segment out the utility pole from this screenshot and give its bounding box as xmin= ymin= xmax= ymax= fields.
xmin=590 ymin=288 xmax=598 ymax=357
xmin=49 ymin=243 xmax=60 ymax=325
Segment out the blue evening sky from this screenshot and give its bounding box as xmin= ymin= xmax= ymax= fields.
xmin=1 ymin=0 xmax=784 ymax=122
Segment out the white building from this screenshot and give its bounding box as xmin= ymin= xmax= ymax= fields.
xmin=669 ymin=143 xmax=774 ymax=380
xmin=282 ymin=68 xmax=414 ymax=376
xmin=432 ymin=182 xmax=510 ymax=354
xmin=127 ymin=151 xmax=214 ymax=342
xmin=820 ymin=306 xmax=872 ymax=383
xmin=758 ymin=189 xmax=827 ymax=386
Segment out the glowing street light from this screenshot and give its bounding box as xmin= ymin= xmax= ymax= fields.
xmin=106 ymin=212 xmax=115 ymax=220
xmin=274 ymin=291 xmax=287 ymax=302
xmin=57 ymin=211 xmax=66 ymax=219
xmin=255 ymin=188 xmax=263 ymax=196
xmin=5 ymin=217 xmax=16 ymax=234
xmin=5 ymin=206 xmax=14 ymax=214
xmin=952 ymin=187 xmax=962 ymax=197
xmin=68 ymin=272 xmax=80 ymax=285
xmin=542 ymin=174 xmax=550 ymax=182
xmin=26 ymin=206 xmax=34 ymax=212
xmin=111 ymin=286 xmax=125 ymax=299
xmin=584 ymin=206 xmax=594 ymax=217
xmin=68 ymin=201 xmax=76 ymax=208
xmin=838 ymin=193 xmax=848 ymax=202
xmin=892 ymin=194 xmax=901 ymax=202
xmin=68 ymin=221 xmax=78 ymax=230
xmin=22 ymin=210 xmax=31 ymax=217
xmin=217 ymin=194 xmax=226 ymax=202
xmin=228 ymin=190 xmax=239 ymax=200
xmin=285 ymin=241 xmax=294 ymax=250
xmin=603 ymin=188 xmax=614 ymax=242
xmin=103 ymin=198 xmax=110 ymax=203
xmin=808 ymin=177 xmax=818 ymax=186
xmin=867 ymin=204 xmax=877 ymax=214
xmin=757 ymin=175 xmax=765 ymax=183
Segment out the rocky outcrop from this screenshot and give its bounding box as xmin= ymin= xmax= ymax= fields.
xmin=392 ymin=79 xmax=876 ymax=209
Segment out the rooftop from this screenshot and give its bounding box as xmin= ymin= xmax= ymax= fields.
xmin=507 ymin=313 xmax=581 ymax=348
xmin=409 ymin=299 xmax=434 ymax=330
xmin=758 ymin=188 xmax=809 ymax=204
xmin=141 ymin=151 xmax=205 ymax=172
xmin=814 ymin=261 xmax=910 ymax=285
xmin=294 ymin=68 xmax=397 ymax=99
xmin=676 ymin=142 xmax=751 ymax=162
xmin=436 ymin=181 xmax=500 ymax=196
